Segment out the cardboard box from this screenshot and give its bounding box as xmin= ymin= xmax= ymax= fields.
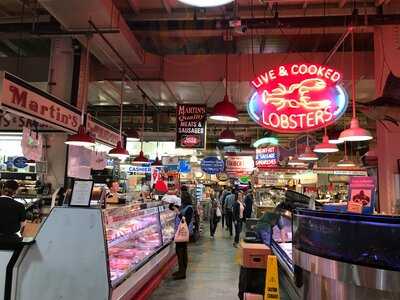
xmin=240 ymin=241 xmax=272 ymax=269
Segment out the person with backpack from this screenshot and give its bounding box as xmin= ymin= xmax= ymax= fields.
xmin=170 ymin=185 xmax=194 ymax=280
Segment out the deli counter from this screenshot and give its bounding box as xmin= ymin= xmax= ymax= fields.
xmin=0 ymin=203 xmax=177 ymax=300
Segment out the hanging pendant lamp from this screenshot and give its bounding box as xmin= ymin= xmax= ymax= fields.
xmin=337 ymin=142 xmax=356 ymax=167
xmin=151 ymin=112 xmax=163 ymax=166
xmin=177 ymin=0 xmax=234 ymax=7
xmin=328 ymin=130 xmax=344 ymax=144
xmin=65 ymin=37 xmax=95 ymax=147
xmin=218 ymin=126 xmax=237 ymax=143
xmin=288 ymin=139 xmax=306 ymax=166
xmin=109 ymin=76 xmax=130 ymax=160
xmin=299 ymin=136 xmax=319 ymax=161
xmin=210 ymin=52 xmax=239 ymax=122
xmin=339 ymin=29 xmax=372 ymax=142
xmin=314 ymin=128 xmax=339 ymax=153
xmin=133 ymin=95 xmax=149 ymax=164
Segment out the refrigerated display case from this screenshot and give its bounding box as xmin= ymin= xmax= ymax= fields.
xmin=2 ymin=205 xmax=177 ymax=300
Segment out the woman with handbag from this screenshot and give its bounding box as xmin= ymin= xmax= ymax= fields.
xmin=170 ymin=185 xmax=194 ymax=280
xmin=209 ymin=198 xmax=221 ymax=238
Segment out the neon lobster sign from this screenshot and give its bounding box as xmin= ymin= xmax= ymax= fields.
xmin=248 ymin=63 xmax=348 ymax=133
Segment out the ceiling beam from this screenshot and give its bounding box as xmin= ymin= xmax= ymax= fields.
xmin=162 ymin=0 xmax=172 ymax=14
xmin=339 ymin=0 xmax=347 ymax=8
xmin=128 ymin=0 xmax=140 ymax=14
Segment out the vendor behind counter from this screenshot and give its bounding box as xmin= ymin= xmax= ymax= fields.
xmin=0 ymin=180 xmax=26 ymax=242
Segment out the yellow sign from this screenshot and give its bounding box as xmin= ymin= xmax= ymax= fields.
xmin=264 ymin=255 xmax=280 ymax=300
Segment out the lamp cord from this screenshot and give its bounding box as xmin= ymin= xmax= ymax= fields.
xmin=351 ymin=29 xmax=356 ymax=119
xmin=141 ymin=95 xmax=146 ymax=151
xmin=225 ymin=50 xmax=229 ymax=96
xmin=119 ymin=71 xmax=125 ymax=143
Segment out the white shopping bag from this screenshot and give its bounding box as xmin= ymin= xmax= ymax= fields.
xmin=174 ymin=217 xmax=190 ymax=243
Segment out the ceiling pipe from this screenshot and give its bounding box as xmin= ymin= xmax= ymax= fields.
xmin=88 ymin=20 xmax=160 ymax=110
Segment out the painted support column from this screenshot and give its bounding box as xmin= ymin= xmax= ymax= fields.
xmin=47 ymin=38 xmax=74 ymax=102
xmin=46 ymin=38 xmax=74 ymax=189
xmin=374 ymin=25 xmax=400 ymax=214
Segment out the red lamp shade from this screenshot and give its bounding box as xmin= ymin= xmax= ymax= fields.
xmin=339 ymin=118 xmax=373 ymax=142
xmin=126 ymin=129 xmax=140 ymax=141
xmin=133 ymin=150 xmax=149 ymax=163
xmin=313 ymin=135 xmax=339 ymax=153
xmin=210 ymin=95 xmax=239 ymax=122
xmin=218 ymin=128 xmax=237 ymax=143
xmin=108 ymin=141 xmax=129 ymax=160
xmin=65 ymin=125 xmax=95 ymax=147
xmin=328 ymin=130 xmax=344 ymax=144
xmin=299 ymin=146 xmax=319 ymax=161
xmin=152 ymin=156 xmax=163 ymax=166
xmin=337 ymin=156 xmax=356 ymax=167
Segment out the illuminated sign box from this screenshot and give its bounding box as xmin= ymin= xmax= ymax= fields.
xmin=248 ymin=63 xmax=348 ymax=133
xmin=256 ymin=146 xmax=279 ymax=168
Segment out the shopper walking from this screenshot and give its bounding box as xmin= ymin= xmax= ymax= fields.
xmin=209 ymin=198 xmax=221 ymax=238
xmin=243 ymin=189 xmax=254 ymax=222
xmin=233 ymin=192 xmax=245 ymax=247
xmin=219 ymin=187 xmax=230 ymax=229
xmin=170 ymin=185 xmax=194 ymax=280
xmin=224 ymin=190 xmax=236 ymax=237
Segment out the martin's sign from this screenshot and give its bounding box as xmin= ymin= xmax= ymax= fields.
xmin=0 ymin=72 xmax=121 ymax=146
xmin=0 ymin=72 xmax=80 ymax=132
xmin=248 ymin=63 xmax=348 ymax=133
xmin=176 ymin=104 xmax=207 ymax=149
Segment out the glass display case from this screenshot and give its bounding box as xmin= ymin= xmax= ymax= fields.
xmin=104 ymin=204 xmax=174 ymax=287
xmin=159 ymin=206 xmax=176 ymax=244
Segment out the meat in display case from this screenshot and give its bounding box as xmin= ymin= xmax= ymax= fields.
xmin=159 ymin=205 xmax=176 ymax=244
xmin=103 ymin=204 xmax=174 ymax=288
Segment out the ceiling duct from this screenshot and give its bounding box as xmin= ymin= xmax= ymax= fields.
xmin=39 ymin=0 xmax=147 ymax=68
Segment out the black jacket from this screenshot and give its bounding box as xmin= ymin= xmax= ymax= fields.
xmin=232 ymin=201 xmax=241 ymax=222
xmin=244 ymin=194 xmax=253 ymax=218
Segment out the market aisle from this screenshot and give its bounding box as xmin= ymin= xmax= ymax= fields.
xmin=150 ymin=226 xmax=240 ymax=300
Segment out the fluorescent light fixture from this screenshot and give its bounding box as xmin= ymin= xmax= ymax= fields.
xmin=177 ymin=0 xmax=234 ymax=7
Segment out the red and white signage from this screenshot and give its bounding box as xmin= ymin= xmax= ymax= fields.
xmin=87 ymin=117 xmax=120 ymax=147
xmin=0 ymin=72 xmax=80 ymax=132
xmin=226 ymin=156 xmax=254 ymax=176
xmin=248 ymin=63 xmax=348 ymax=133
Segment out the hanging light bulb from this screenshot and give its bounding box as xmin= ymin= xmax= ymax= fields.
xmin=133 ymin=95 xmax=149 ymax=164
xmin=339 ymin=29 xmax=373 ymax=142
xmin=299 ymin=136 xmax=319 ymax=161
xmin=177 ymin=0 xmax=234 ymax=7
xmin=337 ymin=142 xmax=355 ymax=167
xmin=218 ymin=127 xmax=237 ymax=143
xmin=288 ymin=139 xmax=306 ymax=166
xmin=151 ymin=114 xmax=163 ymax=166
xmin=109 ymin=75 xmax=129 ymax=160
xmin=210 ymin=51 xmax=239 ymax=122
xmin=314 ymin=128 xmax=339 ymax=153
xmin=65 ymin=37 xmax=95 ymax=147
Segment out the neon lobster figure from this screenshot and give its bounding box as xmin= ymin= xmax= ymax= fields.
xmin=261 ymin=78 xmax=332 ymax=111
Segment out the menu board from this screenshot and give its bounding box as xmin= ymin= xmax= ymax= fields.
xmin=225 ymin=156 xmax=254 ymax=176
xmin=176 ymin=104 xmax=207 ymax=149
xmin=70 ymin=180 xmax=94 ymax=207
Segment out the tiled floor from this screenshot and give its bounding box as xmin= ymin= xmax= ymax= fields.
xmin=150 ymin=225 xmax=241 ymax=300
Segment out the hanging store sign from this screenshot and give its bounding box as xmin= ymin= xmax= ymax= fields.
xmin=87 ymin=116 xmax=120 ymax=147
xmin=176 ymin=104 xmax=207 ymax=149
xmin=201 ymin=156 xmax=224 ymax=175
xmin=248 ymin=63 xmax=348 ymax=133
xmin=255 ymin=146 xmax=279 ymax=169
xmin=0 ymin=72 xmax=80 ymax=132
xmin=226 ymin=156 xmax=254 ymax=176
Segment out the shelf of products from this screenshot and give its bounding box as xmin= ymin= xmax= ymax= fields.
xmin=103 ymin=204 xmax=175 ymax=287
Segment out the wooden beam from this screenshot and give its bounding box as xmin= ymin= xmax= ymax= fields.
xmin=129 ymin=0 xmax=140 ymax=14
xmin=162 ymin=0 xmax=172 ymax=14
xmin=339 ymin=0 xmax=347 ymax=8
